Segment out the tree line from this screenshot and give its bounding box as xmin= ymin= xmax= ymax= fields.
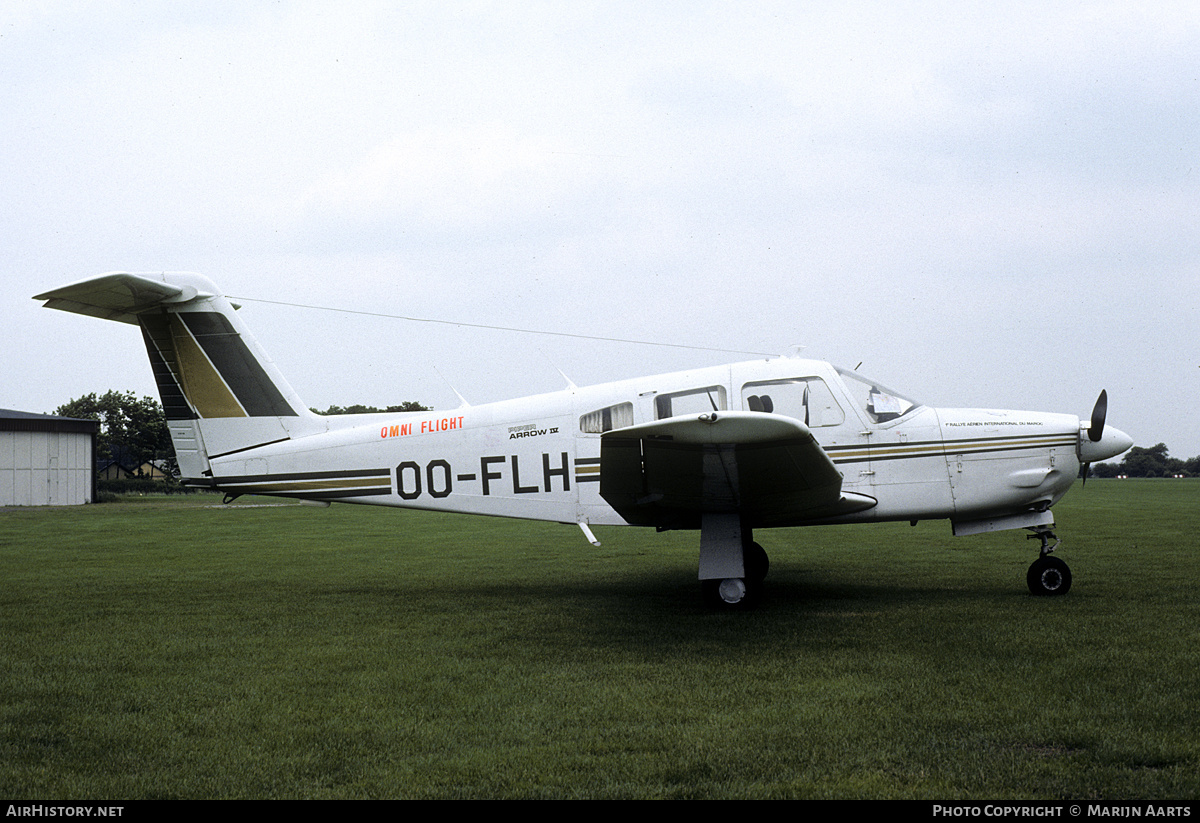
xmin=310 ymin=402 xmax=429 ymax=415
xmin=55 ymin=392 xmax=176 ymax=478
xmin=1090 ymin=443 xmax=1199 ymax=478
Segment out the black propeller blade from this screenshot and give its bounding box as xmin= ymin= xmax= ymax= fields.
xmin=1088 ymin=389 xmax=1108 ymax=443
xmin=1082 ymin=389 xmax=1110 ymax=486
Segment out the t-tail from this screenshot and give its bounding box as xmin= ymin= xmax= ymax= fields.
xmin=35 ymin=272 xmax=324 ymax=481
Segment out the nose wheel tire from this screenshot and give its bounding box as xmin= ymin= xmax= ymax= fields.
xmin=1027 ymin=556 xmax=1072 ymax=596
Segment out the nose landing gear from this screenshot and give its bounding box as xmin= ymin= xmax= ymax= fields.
xmin=1026 ymin=526 xmax=1072 ymax=596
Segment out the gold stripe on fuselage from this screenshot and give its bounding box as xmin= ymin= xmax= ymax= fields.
xmin=826 ymin=432 xmax=1077 ymax=464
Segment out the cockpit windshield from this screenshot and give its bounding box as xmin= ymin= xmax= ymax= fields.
xmin=835 ymin=367 xmax=921 ymax=424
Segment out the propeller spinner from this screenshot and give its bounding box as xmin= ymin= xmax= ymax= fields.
xmin=1078 ymin=389 xmax=1133 ymax=474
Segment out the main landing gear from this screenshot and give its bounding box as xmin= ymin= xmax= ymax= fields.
xmin=701 ymin=541 xmax=769 ymax=608
xmin=1026 ymin=525 xmax=1072 ymax=596
xmin=699 ymin=514 xmax=769 ymax=609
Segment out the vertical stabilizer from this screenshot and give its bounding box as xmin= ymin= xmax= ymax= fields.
xmin=35 ymin=272 xmax=322 ymax=480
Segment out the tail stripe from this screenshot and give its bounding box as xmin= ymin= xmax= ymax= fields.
xmin=140 ymin=310 xmax=300 ymax=420
xmin=178 ymin=313 xmax=297 ymax=417
xmin=168 ymin=313 xmax=248 ymax=418
xmin=140 ymin=315 xmax=197 ymax=421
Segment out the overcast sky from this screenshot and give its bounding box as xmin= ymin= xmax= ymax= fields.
xmin=5 ymin=1 xmax=1198 ymax=459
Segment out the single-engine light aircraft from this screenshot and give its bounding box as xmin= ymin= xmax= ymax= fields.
xmin=36 ymin=272 xmax=1133 ymax=608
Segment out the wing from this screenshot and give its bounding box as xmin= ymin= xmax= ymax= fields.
xmin=599 ymin=411 xmax=876 ymax=528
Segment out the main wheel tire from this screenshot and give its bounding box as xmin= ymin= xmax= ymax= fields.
xmin=1027 ymin=556 xmax=1072 ymax=596
xmin=702 ymin=577 xmax=756 ymax=609
xmin=744 ymin=541 xmax=770 ymax=583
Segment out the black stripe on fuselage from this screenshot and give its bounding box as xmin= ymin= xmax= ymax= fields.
xmin=215 ymin=468 xmax=391 ymax=484
xmin=207 ymin=438 xmax=293 ymax=460
xmin=574 ymin=456 xmax=602 ymax=483
xmin=212 ymin=467 xmax=393 ymax=499
xmin=229 ymin=487 xmax=393 ymax=499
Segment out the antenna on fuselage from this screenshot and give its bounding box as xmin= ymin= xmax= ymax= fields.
xmin=536 ymin=347 xmax=578 ymax=390
xmin=556 ymin=368 xmax=578 ymax=390
xmin=432 ymin=366 xmax=471 ymax=409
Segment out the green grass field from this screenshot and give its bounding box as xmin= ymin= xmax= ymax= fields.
xmin=2 ymin=480 xmax=1197 ymax=799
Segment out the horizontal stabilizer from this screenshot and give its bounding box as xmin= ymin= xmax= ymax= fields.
xmin=34 ymin=272 xmax=211 ymax=324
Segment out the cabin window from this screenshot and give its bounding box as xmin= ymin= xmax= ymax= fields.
xmin=579 ymin=402 xmax=634 ymax=433
xmin=654 ymin=386 xmax=727 ymax=420
xmin=741 ymin=378 xmax=845 ymax=427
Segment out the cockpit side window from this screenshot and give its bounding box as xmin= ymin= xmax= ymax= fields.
xmin=741 ymin=378 xmax=845 ymax=427
xmin=835 ymin=367 xmax=920 ymax=424
xmin=654 ymin=386 xmax=727 ymax=420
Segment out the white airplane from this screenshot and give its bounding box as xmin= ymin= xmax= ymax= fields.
xmin=36 ymin=272 xmax=1134 ymax=608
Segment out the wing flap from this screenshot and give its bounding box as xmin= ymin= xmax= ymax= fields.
xmin=600 ymin=411 xmax=875 ymax=527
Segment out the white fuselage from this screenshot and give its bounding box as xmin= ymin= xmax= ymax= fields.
xmin=203 ymin=357 xmax=1096 ymax=534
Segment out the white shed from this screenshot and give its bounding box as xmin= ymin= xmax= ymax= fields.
xmin=0 ymin=410 xmax=98 ymax=506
